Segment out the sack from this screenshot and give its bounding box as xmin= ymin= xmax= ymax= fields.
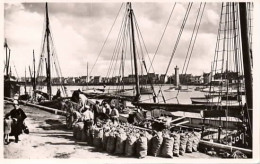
xmin=151 ymin=132 xmax=163 ymax=157
xmin=230 ymin=150 xmax=247 ymax=159
xmin=172 ymin=133 xmax=180 ymax=157
xmin=103 ymin=131 xmax=110 ymax=150
xmin=145 ymin=132 xmax=153 ymax=155
xmin=73 ymin=123 xmax=79 ymax=138
xmin=93 ymin=127 xmax=103 ymax=148
xmin=186 ymin=133 xmax=194 ymax=153
xmin=114 ymin=132 xmax=127 ymax=155
xmin=136 ymin=136 xmax=148 ymax=158
xmin=86 ymin=126 xmax=94 ymax=145
xmin=106 ymin=132 xmax=116 ymax=153
xmin=76 ymin=122 xmax=84 ymax=140
xmin=125 ymin=134 xmax=137 ymax=157
xmin=22 ymin=121 xmax=29 ymax=134
xmin=192 ymin=132 xmax=201 ymax=152
xmin=161 ymin=136 xmax=174 ymax=158
xmin=179 ymin=133 xmax=188 ymax=155
xmin=81 ymin=129 xmax=87 ymax=142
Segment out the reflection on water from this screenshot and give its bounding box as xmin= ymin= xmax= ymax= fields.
xmin=20 ymin=85 xmax=206 ymax=104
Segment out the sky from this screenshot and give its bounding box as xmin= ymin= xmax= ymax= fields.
xmin=4 ymin=2 xmax=221 ymax=78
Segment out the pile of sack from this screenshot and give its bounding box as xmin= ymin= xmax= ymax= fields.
xmin=73 ymin=121 xmax=201 ymax=158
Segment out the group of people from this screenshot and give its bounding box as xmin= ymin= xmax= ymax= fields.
xmin=75 ymin=100 xmax=120 ymax=126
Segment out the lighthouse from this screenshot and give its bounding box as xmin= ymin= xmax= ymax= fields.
xmin=175 ymin=65 xmax=179 ymax=86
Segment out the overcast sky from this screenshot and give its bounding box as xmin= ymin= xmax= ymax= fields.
xmin=4 ymin=2 xmax=221 ymax=78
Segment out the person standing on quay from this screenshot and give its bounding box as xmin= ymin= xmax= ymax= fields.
xmin=110 ymin=104 xmax=119 ymax=123
xmin=5 ymin=100 xmax=27 ymax=143
xmin=82 ymin=105 xmax=94 ymax=131
xmin=93 ymin=101 xmax=102 ymax=124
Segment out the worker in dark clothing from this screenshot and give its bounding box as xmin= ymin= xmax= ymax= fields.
xmin=93 ymin=101 xmax=100 ymax=124
xmin=5 ymin=100 xmax=27 ymax=143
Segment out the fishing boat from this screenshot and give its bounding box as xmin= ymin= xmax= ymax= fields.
xmin=132 ymin=2 xmax=253 ymax=153
xmin=140 ymin=86 xmax=153 ymax=94
xmin=190 ymin=96 xmax=220 ymax=105
xmin=83 ymin=2 xmax=157 ymax=105
xmin=32 ymin=3 xmax=68 ymax=109
xmin=4 ymin=40 xmax=20 ymax=98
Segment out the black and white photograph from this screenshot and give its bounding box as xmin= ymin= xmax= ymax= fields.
xmin=2 ymin=0 xmax=259 ymax=162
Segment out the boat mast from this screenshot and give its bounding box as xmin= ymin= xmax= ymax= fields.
xmin=33 ymin=50 xmax=36 ymax=91
xmin=87 ymin=62 xmax=89 ymax=84
xmin=239 ymin=3 xmax=252 ymax=109
xmin=33 ymin=50 xmax=36 ymax=99
xmin=129 ymin=3 xmax=140 ymax=101
xmin=4 ymin=41 xmax=9 ymax=77
xmin=45 ymin=3 xmax=52 ymax=100
xmin=24 ymin=67 xmax=27 ymax=94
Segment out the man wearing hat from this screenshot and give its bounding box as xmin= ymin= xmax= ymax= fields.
xmin=81 ymin=105 xmax=94 ymax=131
xmin=5 ymin=100 xmax=27 ymax=143
xmin=110 ymin=104 xmax=119 ymax=123
xmin=81 ymin=105 xmax=93 ymax=121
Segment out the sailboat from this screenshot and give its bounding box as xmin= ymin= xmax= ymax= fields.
xmin=132 ymin=2 xmax=252 ymax=152
xmin=33 ymin=3 xmax=68 ymax=109
xmin=83 ymin=2 xmax=156 ymax=104
xmin=4 ymin=40 xmax=20 ymax=98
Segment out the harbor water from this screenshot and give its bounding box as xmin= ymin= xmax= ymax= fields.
xmin=20 ymin=84 xmax=206 ymax=104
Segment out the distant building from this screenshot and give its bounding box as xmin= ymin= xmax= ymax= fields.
xmin=194 ymin=75 xmax=203 ymax=84
xmin=21 ymin=77 xmax=31 ymax=83
xmin=75 ymin=77 xmax=81 ymax=83
xmin=37 ymin=76 xmax=46 ymax=83
xmin=159 ymin=74 xmax=168 ymax=84
xmin=88 ymin=76 xmax=94 ymax=84
xmin=80 ymin=76 xmax=88 ymax=83
xmin=203 ymin=73 xmax=211 ymax=84
xmin=147 ymin=73 xmax=159 ymax=83
xmin=93 ymin=76 xmax=102 ymax=84
xmin=52 ymin=77 xmax=63 ymax=84
xmin=67 ymin=77 xmax=75 ymax=84
xmin=179 ymin=74 xmax=192 ymax=85
xmin=213 ymin=71 xmax=244 ymax=84
xmin=102 ymin=77 xmax=109 ymax=84
xmin=111 ymin=76 xmax=121 ymax=84
xmin=127 ymin=74 xmax=136 ymax=84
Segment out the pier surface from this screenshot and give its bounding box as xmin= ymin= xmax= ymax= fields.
xmin=4 ymin=102 xmax=216 ymax=159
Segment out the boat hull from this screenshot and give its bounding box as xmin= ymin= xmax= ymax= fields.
xmin=140 ymin=87 xmax=153 ymax=94
xmin=133 ymin=101 xmax=250 ymax=118
xmin=4 ymin=79 xmax=20 ymax=98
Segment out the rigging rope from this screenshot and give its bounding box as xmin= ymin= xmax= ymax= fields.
xmin=89 ymin=3 xmax=124 ymax=79
xmin=156 ymin=3 xmax=193 ymax=102
xmin=147 ymin=3 xmax=177 ymax=74
xmin=176 ymin=3 xmax=206 ymax=98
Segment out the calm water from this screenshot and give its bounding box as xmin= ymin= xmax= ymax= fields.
xmin=20 ymin=84 xmax=205 ymax=104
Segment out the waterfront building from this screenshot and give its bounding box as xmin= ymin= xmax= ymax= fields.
xmin=179 ymin=74 xmax=192 ymax=85
xmin=67 ymin=77 xmax=75 ymax=84
xmin=52 ymin=77 xmax=63 ymax=84
xmin=37 ymin=76 xmax=46 ymax=83
xmin=193 ymin=75 xmax=203 ymax=84
xmin=159 ymin=74 xmax=168 ymax=84
xmin=203 ymin=72 xmax=211 ymax=84
xmin=93 ymin=76 xmax=102 ymax=84
xmin=111 ymin=76 xmax=121 ymax=84
xmin=80 ymin=76 xmax=88 ymax=83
